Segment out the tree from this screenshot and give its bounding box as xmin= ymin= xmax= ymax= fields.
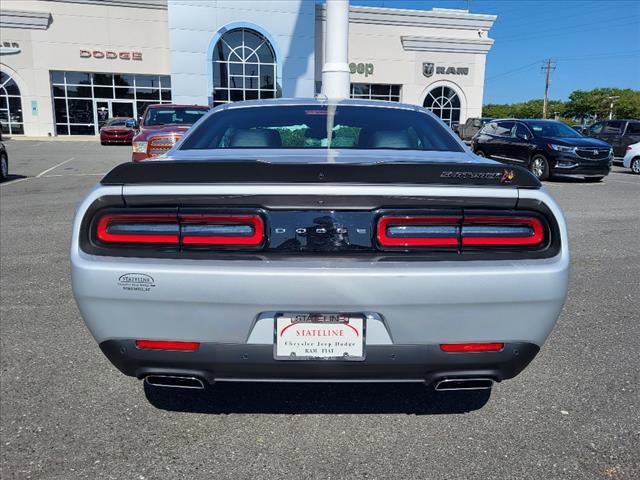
xmin=483 ymin=88 xmax=640 ymax=121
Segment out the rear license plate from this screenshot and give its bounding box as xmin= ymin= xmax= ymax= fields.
xmin=274 ymin=313 xmax=365 ymax=361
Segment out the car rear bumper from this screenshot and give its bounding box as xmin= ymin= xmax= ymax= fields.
xmin=100 ymin=339 xmax=539 ymax=384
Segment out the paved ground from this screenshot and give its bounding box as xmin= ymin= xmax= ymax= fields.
xmin=1 ymin=140 xmax=639 ymax=480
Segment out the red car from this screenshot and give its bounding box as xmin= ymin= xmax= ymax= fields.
xmin=131 ymin=104 xmax=209 ymax=161
xmin=99 ymin=117 xmax=138 ymax=145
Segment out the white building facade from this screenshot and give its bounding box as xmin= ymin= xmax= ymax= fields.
xmin=0 ymin=0 xmax=496 ymax=137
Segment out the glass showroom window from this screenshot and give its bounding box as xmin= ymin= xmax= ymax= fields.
xmin=211 ymin=28 xmax=277 ymax=106
xmin=350 ymin=84 xmax=401 ymax=102
xmin=50 ymin=71 xmax=172 ymax=135
xmin=0 ymin=71 xmax=24 ymax=135
xmin=423 ymin=86 xmax=461 ymax=127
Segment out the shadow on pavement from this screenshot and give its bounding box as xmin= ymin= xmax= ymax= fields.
xmin=0 ymin=174 xmax=27 ymax=183
xmin=144 ymin=381 xmax=491 ymax=415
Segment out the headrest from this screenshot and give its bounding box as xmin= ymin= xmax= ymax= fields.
xmin=229 ymin=128 xmax=282 ymax=147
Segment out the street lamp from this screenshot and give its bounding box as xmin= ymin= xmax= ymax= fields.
xmin=607 ymin=96 xmax=619 ymax=120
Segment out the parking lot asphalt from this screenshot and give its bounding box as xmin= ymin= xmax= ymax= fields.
xmin=1 ymin=140 xmax=639 ymax=480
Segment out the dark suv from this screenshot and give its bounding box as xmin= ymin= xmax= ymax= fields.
xmin=585 ymin=119 xmax=640 ymax=159
xmin=472 ymin=119 xmax=613 ymax=181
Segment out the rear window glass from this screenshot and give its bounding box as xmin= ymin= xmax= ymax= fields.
xmin=144 ymin=107 xmax=208 ymax=126
xmin=180 ymin=105 xmax=463 ymax=152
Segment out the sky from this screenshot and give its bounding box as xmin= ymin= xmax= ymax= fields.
xmin=349 ymin=0 xmax=640 ymax=105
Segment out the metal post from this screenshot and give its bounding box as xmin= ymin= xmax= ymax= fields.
xmin=541 ymin=59 xmax=556 ymax=119
xmin=322 ymin=0 xmax=350 ymax=100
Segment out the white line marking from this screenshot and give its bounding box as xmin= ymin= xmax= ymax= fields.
xmin=36 ymin=157 xmax=75 ymax=177
xmin=41 ymin=173 xmax=105 ymax=178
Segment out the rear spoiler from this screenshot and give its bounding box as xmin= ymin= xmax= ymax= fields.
xmin=100 ymin=161 xmax=541 ymax=188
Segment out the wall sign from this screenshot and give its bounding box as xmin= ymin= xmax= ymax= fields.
xmin=349 ymin=62 xmax=374 ymax=77
xmin=80 ymin=50 xmax=142 ymax=61
xmin=423 ymin=62 xmax=469 ymax=78
xmin=0 ymin=42 xmax=21 ymax=55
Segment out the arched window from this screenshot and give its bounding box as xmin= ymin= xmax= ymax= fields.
xmin=423 ymin=86 xmax=460 ymax=127
xmin=211 ymin=28 xmax=277 ymax=106
xmin=0 ymin=71 xmax=24 ymax=135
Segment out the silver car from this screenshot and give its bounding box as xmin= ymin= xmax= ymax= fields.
xmin=71 ymin=99 xmax=569 ymax=392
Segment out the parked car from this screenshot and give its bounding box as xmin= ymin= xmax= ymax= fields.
xmin=472 ymin=119 xmax=613 ymax=181
xmin=622 ymin=142 xmax=640 ymax=174
xmin=131 ymin=104 xmax=209 ymax=161
xmin=0 ymin=136 xmax=8 ymax=181
xmin=586 ymin=119 xmax=640 ymax=159
xmin=99 ymin=117 xmax=138 ymax=145
xmin=71 ymin=99 xmax=569 ymax=393
xmin=458 ymin=117 xmax=493 ymax=142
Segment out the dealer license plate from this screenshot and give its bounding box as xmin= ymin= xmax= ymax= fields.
xmin=274 ymin=313 xmax=365 ymax=361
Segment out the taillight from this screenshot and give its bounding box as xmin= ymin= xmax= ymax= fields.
xmin=94 ymin=211 xmax=265 ymax=248
xmin=135 ymin=340 xmax=200 ymax=351
xmin=96 ymin=213 xmax=179 ymax=244
xmin=377 ymin=215 xmax=460 ymax=247
xmin=376 ymin=211 xmax=547 ymax=250
xmin=180 ymin=214 xmax=264 ymax=246
xmin=147 ymin=134 xmax=182 ymax=157
xmin=461 ymin=215 xmax=544 ymax=247
xmin=440 ymin=343 xmax=504 ymax=352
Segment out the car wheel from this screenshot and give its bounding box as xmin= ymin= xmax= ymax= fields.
xmin=584 ymin=176 xmax=605 ymax=182
xmin=475 ymin=149 xmax=487 ymax=158
xmin=631 ymin=157 xmax=640 ymax=174
xmin=529 ymin=154 xmax=549 ymax=180
xmin=0 ymin=154 xmax=8 ymax=181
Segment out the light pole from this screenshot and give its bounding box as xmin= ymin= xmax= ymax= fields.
xmin=607 ymin=96 xmax=619 ymax=120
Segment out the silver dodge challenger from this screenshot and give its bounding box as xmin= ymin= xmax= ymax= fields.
xmin=71 ymin=99 xmax=569 ymax=392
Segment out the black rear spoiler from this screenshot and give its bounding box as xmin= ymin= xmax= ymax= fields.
xmin=100 ymin=161 xmax=541 ymax=188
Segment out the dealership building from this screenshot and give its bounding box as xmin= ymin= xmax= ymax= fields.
xmin=0 ymin=0 xmax=496 ymax=137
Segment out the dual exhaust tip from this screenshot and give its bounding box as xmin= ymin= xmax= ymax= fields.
xmin=145 ymin=374 xmax=205 ymax=390
xmin=434 ymin=377 xmax=494 ymax=391
xmin=145 ymin=375 xmax=494 ymax=391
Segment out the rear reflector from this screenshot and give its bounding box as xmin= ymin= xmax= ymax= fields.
xmin=440 ymin=343 xmax=504 ymax=353
xmin=180 ymin=214 xmax=264 ymax=246
xmin=135 ymin=340 xmax=200 ymax=351
xmin=377 ymin=215 xmax=460 ymax=247
xmin=96 ymin=213 xmax=179 ymax=244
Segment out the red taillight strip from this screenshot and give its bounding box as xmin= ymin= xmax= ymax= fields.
xmin=180 ymin=214 xmax=265 ymax=246
xmin=377 ymin=216 xmax=461 ymax=247
xmin=440 ymin=343 xmax=504 ymax=353
xmin=461 ymin=216 xmax=544 ymax=246
xmin=135 ymin=340 xmax=200 ymax=351
xmin=96 ymin=214 xmax=179 ymax=244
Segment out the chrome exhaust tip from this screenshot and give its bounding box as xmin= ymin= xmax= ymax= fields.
xmin=144 ymin=375 xmax=205 ymax=390
xmin=434 ymin=378 xmax=494 ymax=391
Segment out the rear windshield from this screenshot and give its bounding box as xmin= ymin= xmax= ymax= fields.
xmin=106 ymin=119 xmax=127 ymax=127
xmin=180 ymin=105 xmax=463 ymax=152
xmin=525 ymin=121 xmax=581 ymax=138
xmin=144 ymin=107 xmax=208 ymax=126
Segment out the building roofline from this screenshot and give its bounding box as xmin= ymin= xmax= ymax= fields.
xmin=316 ymin=4 xmax=497 ymax=31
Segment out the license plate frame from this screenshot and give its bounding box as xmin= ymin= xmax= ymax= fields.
xmin=273 ymin=312 xmax=366 ymax=361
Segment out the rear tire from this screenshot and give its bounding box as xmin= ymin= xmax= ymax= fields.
xmin=0 ymin=154 xmax=8 ymax=181
xmin=529 ymin=154 xmax=549 ymax=180
xmin=475 ymin=149 xmax=488 ymax=158
xmin=631 ymin=157 xmax=640 ymax=174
